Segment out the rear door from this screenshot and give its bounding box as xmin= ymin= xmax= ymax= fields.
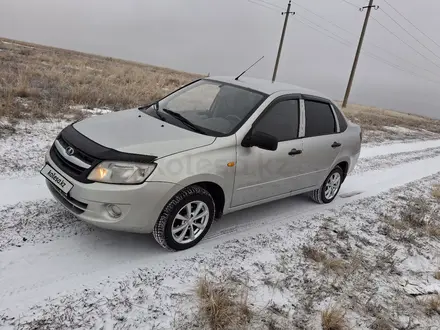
xmin=300 ymin=96 xmax=342 ymax=187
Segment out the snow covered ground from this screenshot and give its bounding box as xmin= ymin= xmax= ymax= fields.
xmin=361 ymin=125 xmax=440 ymax=143
xmin=1 ymin=121 xmax=440 ymax=329
xmin=0 ymin=120 xmax=69 ymax=179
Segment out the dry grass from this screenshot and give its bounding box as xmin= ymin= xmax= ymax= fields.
xmin=196 ymin=276 xmax=251 ymax=330
xmin=424 ymin=295 xmax=440 ymax=316
xmin=341 ymin=103 xmax=440 ymax=134
xmin=322 ymin=258 xmax=347 ymax=275
xmin=0 ymin=37 xmax=199 ymax=119
xmin=370 ymin=317 xmax=393 ymax=330
xmin=302 ymin=245 xmax=327 ymax=263
xmin=434 ymin=271 xmax=440 ymax=280
xmin=432 ymin=185 xmax=440 ymax=200
xmin=0 ymin=120 xmax=16 ymax=137
xmin=2 ymin=38 xmax=440 ymax=137
xmin=302 ymin=246 xmax=349 ymax=275
xmin=427 ymin=224 xmax=440 ymax=238
xmin=374 ymin=244 xmax=398 ymax=272
xmin=386 ymin=198 xmax=440 ymax=239
xmin=321 ymin=306 xmax=347 ymax=330
xmin=399 ymin=198 xmax=430 ymax=228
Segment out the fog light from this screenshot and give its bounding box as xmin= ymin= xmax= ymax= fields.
xmin=106 ymin=204 xmax=122 ymax=218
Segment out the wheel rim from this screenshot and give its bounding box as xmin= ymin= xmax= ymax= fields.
xmin=171 ymin=201 xmax=210 ymax=244
xmin=324 ymin=172 xmax=341 ymax=200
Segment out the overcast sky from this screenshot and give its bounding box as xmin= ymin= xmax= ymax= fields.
xmin=1 ymin=0 xmax=439 ymax=118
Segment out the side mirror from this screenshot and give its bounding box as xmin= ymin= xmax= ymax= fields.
xmin=242 ymin=131 xmax=278 ymax=151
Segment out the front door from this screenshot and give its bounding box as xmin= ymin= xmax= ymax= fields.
xmin=232 ymin=98 xmax=309 ymax=207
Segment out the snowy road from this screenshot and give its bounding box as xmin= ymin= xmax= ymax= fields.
xmin=1 ymin=138 xmax=440 ymax=326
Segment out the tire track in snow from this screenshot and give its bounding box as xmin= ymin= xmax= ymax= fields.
xmin=352 ymin=146 xmax=440 ymax=175
xmin=1 ymin=154 xmax=440 ymax=314
xmin=0 ymin=199 xmax=94 ymax=252
xmin=360 ymin=138 xmax=440 ymax=158
xmin=3 ymin=174 xmax=440 ymax=329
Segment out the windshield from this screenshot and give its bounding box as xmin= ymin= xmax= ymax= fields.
xmin=143 ymin=79 xmax=267 ymax=136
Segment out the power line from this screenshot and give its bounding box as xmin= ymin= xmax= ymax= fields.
xmin=253 ymin=0 xmax=284 ymax=10
xmin=380 ymin=7 xmax=440 ymax=63
xmin=296 ymin=15 xmax=440 ymax=86
xmin=247 ymin=0 xmax=279 ymax=12
xmin=246 ymin=0 xmax=440 ymax=85
xmin=338 ymin=0 xmax=440 ymax=74
xmin=362 ymin=51 xmax=440 ymax=85
xmin=371 ymin=17 xmax=440 ymax=71
xmin=296 ymin=17 xmax=352 ymax=46
xmin=291 ymin=0 xmax=353 ymax=36
xmin=382 ymin=0 xmax=440 ymax=50
xmin=367 ymin=40 xmax=440 ymax=78
xmin=296 ymin=14 xmax=351 ymax=46
xmin=340 ymin=0 xmax=360 ymax=9
xmin=291 ymin=0 xmax=440 ymax=78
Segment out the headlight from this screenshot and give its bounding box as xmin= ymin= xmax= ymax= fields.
xmin=87 ymin=161 xmax=156 ymax=184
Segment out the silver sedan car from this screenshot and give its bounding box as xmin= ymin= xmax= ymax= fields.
xmin=41 ymin=76 xmax=361 ymax=250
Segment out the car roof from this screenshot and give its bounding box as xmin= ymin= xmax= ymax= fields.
xmin=207 ymin=76 xmax=329 ymax=99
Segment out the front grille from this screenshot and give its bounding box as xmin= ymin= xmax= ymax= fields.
xmin=52 ymin=145 xmax=83 ymax=175
xmin=50 ymin=145 xmax=94 ymax=182
xmin=58 ymin=134 xmax=95 ymax=165
xmin=50 ymin=134 xmax=99 ymax=183
xmin=47 ymin=181 xmax=88 ymax=215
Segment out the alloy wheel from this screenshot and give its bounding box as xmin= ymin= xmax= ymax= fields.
xmin=324 ymin=172 xmax=341 ymax=200
xmin=171 ymin=201 xmax=210 ymax=244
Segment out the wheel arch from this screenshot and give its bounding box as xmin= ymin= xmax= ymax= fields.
xmin=174 ymin=174 xmax=228 ymax=219
xmin=193 ymin=182 xmax=225 ymax=218
xmin=336 ymin=160 xmax=349 ymax=182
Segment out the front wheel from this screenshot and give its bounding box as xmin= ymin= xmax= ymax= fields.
xmin=153 ymin=185 xmax=215 ymax=251
xmin=310 ymin=166 xmax=343 ymax=204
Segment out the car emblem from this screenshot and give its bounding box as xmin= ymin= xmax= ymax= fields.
xmin=66 ymin=146 xmax=75 ymax=156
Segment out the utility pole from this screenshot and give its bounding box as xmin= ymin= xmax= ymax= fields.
xmin=342 ymin=0 xmax=379 ymax=108
xmin=272 ymin=0 xmax=295 ymax=82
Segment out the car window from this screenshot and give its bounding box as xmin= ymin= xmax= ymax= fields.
xmin=305 ymin=100 xmax=336 ymax=137
xmin=143 ymin=80 xmax=266 ymax=136
xmin=254 ymin=99 xmax=299 ymax=141
xmin=332 ymin=104 xmax=348 ymax=132
xmin=166 ymin=83 xmax=220 ymax=112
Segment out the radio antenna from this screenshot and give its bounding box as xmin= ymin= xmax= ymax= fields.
xmin=234 ymin=56 xmax=264 ymax=81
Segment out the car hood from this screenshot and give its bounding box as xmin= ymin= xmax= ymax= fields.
xmin=73 ymin=109 xmax=216 ymax=158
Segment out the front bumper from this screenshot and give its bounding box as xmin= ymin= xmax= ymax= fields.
xmin=45 ymin=152 xmax=179 ymax=233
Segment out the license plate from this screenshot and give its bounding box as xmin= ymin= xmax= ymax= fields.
xmin=40 ymin=164 xmax=73 ymax=194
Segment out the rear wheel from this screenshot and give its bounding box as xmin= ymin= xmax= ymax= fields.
xmin=153 ymin=185 xmax=215 ymax=251
xmin=310 ymin=166 xmax=343 ymax=204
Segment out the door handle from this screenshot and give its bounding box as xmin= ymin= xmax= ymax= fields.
xmin=288 ymin=148 xmax=302 ymax=156
xmin=331 ymin=142 xmax=342 ymax=148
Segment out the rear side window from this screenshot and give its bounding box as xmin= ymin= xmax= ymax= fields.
xmin=332 ymin=104 xmax=348 ymax=132
xmin=305 ymin=100 xmax=336 ymax=137
xmin=254 ymin=99 xmax=299 ymax=141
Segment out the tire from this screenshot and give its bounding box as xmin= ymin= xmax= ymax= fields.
xmin=153 ymin=185 xmax=215 ymax=251
xmin=310 ymin=166 xmax=343 ymax=204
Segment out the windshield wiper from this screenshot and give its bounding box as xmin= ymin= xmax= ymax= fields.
xmin=162 ymin=109 xmax=206 ymax=135
xmin=153 ymin=102 xmax=166 ymax=121
xmin=139 ymin=102 xmax=166 ymax=121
